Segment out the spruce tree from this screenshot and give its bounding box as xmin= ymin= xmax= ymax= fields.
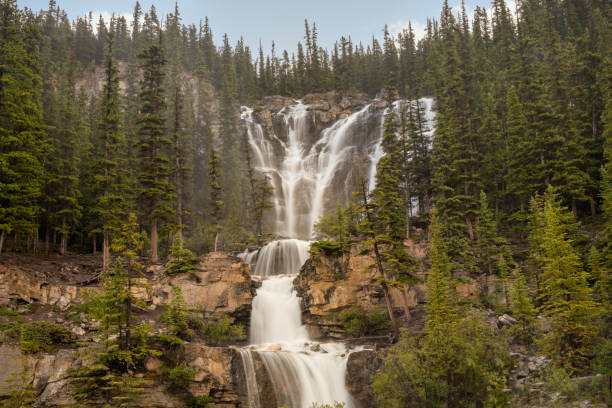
xmin=0 ymin=0 xmax=44 ymax=255
xmin=209 ymin=149 xmax=223 ymax=252
xmin=137 ymin=35 xmax=174 ymax=262
xmin=94 ymin=35 xmax=124 ymax=269
xmin=532 ymin=187 xmax=602 ymax=372
xmin=51 ymin=54 xmax=82 ymax=255
xmin=171 ymin=85 xmax=190 ymax=241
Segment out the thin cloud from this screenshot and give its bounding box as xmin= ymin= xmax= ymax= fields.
xmin=388 ymin=20 xmax=427 ymax=41
xmin=91 ymin=11 xmax=134 ymax=29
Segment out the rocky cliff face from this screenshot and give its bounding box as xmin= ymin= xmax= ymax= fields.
xmin=0 ymin=253 xmax=255 ymax=325
xmin=294 ymin=243 xmax=428 ymax=339
xmin=0 ymin=253 xmax=256 ymax=407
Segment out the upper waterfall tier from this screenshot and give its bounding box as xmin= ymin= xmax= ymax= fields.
xmin=241 ymin=98 xmax=435 ymax=240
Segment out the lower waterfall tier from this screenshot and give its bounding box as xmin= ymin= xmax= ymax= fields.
xmin=241 ymin=239 xmax=357 ymax=407
xmin=240 ymin=343 xmax=355 ymax=408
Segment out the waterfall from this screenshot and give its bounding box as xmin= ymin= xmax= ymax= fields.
xmin=239 ymin=250 xmax=356 ymax=408
xmin=242 ymin=102 xmax=385 ymax=240
xmin=238 ymin=98 xmax=435 ymax=407
xmin=249 ymin=275 xmax=309 ymax=344
xmin=243 ymin=239 xmax=310 ymax=277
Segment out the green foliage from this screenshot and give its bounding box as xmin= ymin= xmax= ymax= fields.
xmin=166 ymin=237 xmax=198 ymax=276
xmin=506 ymin=267 xmax=536 ymax=344
xmin=338 ymin=306 xmax=391 ymax=337
xmin=309 ymin=240 xmax=349 ymax=257
xmin=163 ymin=364 xmax=195 ymax=394
xmin=373 ymin=314 xmax=510 ymax=408
xmin=201 ymin=315 xmax=243 ymax=345
xmin=137 ymin=39 xmax=174 ymax=262
xmin=71 ymin=359 xmax=153 ymax=407
xmin=19 ymin=321 xmax=77 ymax=354
xmin=155 ymin=334 xmax=185 ymax=349
xmin=314 ymin=203 xmax=360 ymax=245
xmin=162 ymin=286 xmax=192 ymax=339
xmin=189 ymin=395 xmax=214 ymax=408
xmin=2 ymin=361 xmax=36 ymax=408
xmin=308 ymin=403 xmax=346 ymax=408
xmin=0 ymin=0 xmax=44 ymax=254
xmin=531 ymin=187 xmax=602 ymax=373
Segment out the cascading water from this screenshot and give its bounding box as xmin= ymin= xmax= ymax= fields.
xmin=240 ymin=240 xmax=355 ymax=407
xmin=238 ymin=98 xmax=435 ymax=407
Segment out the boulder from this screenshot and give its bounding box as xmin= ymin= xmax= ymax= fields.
xmin=498 ymin=314 xmax=518 ymax=327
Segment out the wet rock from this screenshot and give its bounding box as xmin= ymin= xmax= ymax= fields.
xmin=265 ymin=344 xmax=282 ymax=352
xmin=346 ymin=350 xmax=382 ymax=407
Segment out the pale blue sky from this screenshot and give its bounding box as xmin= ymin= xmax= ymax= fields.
xmin=18 ymin=1 xmax=498 ymax=53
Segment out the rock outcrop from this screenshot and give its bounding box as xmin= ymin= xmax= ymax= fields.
xmin=346 ymin=350 xmax=382 ymax=407
xmin=0 ymin=253 xmax=255 ymax=324
xmin=294 ymin=244 xmax=427 ymax=339
xmin=185 ymin=343 xmax=244 ymax=407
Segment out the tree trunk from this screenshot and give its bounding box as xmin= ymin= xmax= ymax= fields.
xmin=571 ymin=199 xmax=578 ymax=221
xmin=401 ymin=287 xmax=412 ymax=323
xmin=103 ymin=229 xmax=110 ymax=270
xmin=45 ymin=225 xmax=50 ymax=256
xmin=125 ymin=273 xmax=132 ymax=351
xmin=590 ymin=197 xmax=597 ymax=217
xmin=93 ymin=235 xmax=97 ymax=255
xmin=0 ymin=230 xmax=5 ymax=256
xmin=214 ymin=230 xmax=219 ymax=253
xmin=150 ymin=217 xmax=158 ymax=262
xmin=465 ymin=216 xmax=474 ymax=241
xmin=381 ymin=280 xmax=398 ymax=338
xmin=373 ymin=243 xmax=399 ymax=337
xmin=60 ymin=215 xmax=67 ymax=255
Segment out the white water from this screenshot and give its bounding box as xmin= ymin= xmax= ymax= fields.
xmin=239 ymin=237 xmax=355 ymax=407
xmin=238 ymin=99 xmax=435 ymax=407
xmin=242 ymin=102 xmax=384 ymax=239
xmin=250 ymin=275 xmax=309 ymax=344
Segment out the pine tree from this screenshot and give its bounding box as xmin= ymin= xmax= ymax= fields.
xmin=137 ymin=35 xmax=174 ymax=262
xmin=3 ymin=361 xmax=36 ymax=408
xmin=0 ymin=0 xmax=45 ymax=255
xmin=509 ymin=266 xmax=536 ymax=343
xmin=533 ymin=187 xmax=602 ymax=372
xmin=74 ymin=216 xmax=154 ymax=405
xmin=251 ymin=175 xmax=274 ymax=241
xmin=476 ymin=191 xmax=505 ymax=275
xmin=94 ymin=35 xmax=124 ymax=269
xmin=365 ymin=94 xmax=418 ymax=332
xmin=209 ymin=149 xmax=223 ymax=252
xmin=166 ymin=236 xmax=197 ymax=276
xmin=51 ymin=54 xmax=82 ymax=255
xmin=171 ymin=85 xmax=190 ymax=241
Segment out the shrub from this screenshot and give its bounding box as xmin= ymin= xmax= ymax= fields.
xmin=164 ymin=365 xmax=195 ymax=393
xmin=202 ymin=316 xmax=243 ymax=345
xmin=162 ymin=286 xmax=193 ymax=338
xmin=166 ymin=238 xmax=198 ymax=276
xmin=189 ymin=395 xmax=214 ymax=407
xmin=338 ymin=306 xmax=391 ymax=337
xmin=156 ymin=334 xmax=184 ymax=349
xmin=20 ymin=321 xmax=77 ymax=354
xmin=309 ymin=240 xmax=348 ymax=257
